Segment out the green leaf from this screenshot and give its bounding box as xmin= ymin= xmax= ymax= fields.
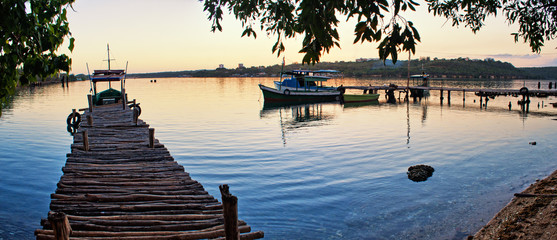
xmin=68 ymin=37 xmax=75 ymax=52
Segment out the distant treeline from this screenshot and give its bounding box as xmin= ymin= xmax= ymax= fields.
xmin=113 ymin=58 xmax=556 ymax=80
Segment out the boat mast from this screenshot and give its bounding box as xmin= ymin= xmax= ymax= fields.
xmin=104 ymin=43 xmax=116 ymax=88
xmin=107 ymin=44 xmax=111 ymax=70
xmin=279 ymin=57 xmax=285 ymax=90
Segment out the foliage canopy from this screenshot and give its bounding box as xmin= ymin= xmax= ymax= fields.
xmin=202 ymin=0 xmax=557 ymax=65
xmin=0 ymin=0 xmax=75 ymax=103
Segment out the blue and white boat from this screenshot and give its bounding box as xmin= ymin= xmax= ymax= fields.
xmin=259 ymin=70 xmax=341 ymax=104
xmin=273 ymin=70 xmax=338 ymax=92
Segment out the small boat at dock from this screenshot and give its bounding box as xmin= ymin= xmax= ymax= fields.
xmin=409 ymin=73 xmax=430 ymax=98
xmin=88 ymin=44 xmax=127 ymax=106
xmin=259 ymin=70 xmax=341 ymax=104
xmin=342 ymin=93 xmax=380 ymax=103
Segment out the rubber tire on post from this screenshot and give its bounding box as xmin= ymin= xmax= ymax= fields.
xmin=284 ymin=89 xmax=291 ymax=95
xmin=66 ymin=112 xmax=81 ymax=126
xmin=519 ymin=87 xmax=529 ymax=95
xmin=129 ymin=104 xmax=141 ymax=117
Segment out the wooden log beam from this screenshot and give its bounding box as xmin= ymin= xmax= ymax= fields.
xmin=51 ymin=193 xmax=216 ymax=202
xmin=220 ymin=184 xmax=239 ymax=240
xmin=82 ymin=130 xmax=89 ymax=151
xmin=47 ymin=212 xmax=71 ymax=240
xmin=36 ymin=225 xmax=253 ymax=239
xmin=63 ymin=213 xmax=222 ymax=221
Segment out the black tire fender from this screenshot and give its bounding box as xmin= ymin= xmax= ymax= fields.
xmin=66 ymin=112 xmax=81 ymax=126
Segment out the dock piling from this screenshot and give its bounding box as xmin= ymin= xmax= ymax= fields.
xmin=220 ymin=184 xmax=239 ymax=240
xmin=440 ymin=89 xmax=444 ymax=104
xmin=48 ymin=212 xmax=71 ymax=240
xmin=149 ymin=128 xmax=155 ymax=148
xmin=86 ymin=115 xmax=93 ymax=126
xmin=87 ymin=95 xmax=93 ymax=113
xmin=121 ymin=89 xmax=126 ymax=110
xmin=82 ymin=130 xmax=89 ymax=151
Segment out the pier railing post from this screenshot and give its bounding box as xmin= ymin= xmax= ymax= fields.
xmin=86 ymin=115 xmax=93 ymax=126
xmin=219 ymin=184 xmax=239 ymax=240
xmin=121 ymin=88 xmax=126 ymax=110
xmin=87 ymin=95 xmax=93 ymax=113
xmin=48 ymin=212 xmax=71 ymax=240
xmin=133 ymin=108 xmax=138 ymax=125
xmin=149 ymin=128 xmax=155 ymax=148
xmin=82 ymin=130 xmax=89 ymax=151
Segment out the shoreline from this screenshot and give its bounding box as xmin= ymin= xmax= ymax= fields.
xmin=472 ymin=168 xmax=557 ymax=239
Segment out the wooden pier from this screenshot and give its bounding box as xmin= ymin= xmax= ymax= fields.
xmin=345 ymin=85 xmax=557 ymax=104
xmin=35 ymin=101 xmax=263 ymax=239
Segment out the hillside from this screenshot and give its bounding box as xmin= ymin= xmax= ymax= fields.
xmin=125 ymin=58 xmax=556 ymax=80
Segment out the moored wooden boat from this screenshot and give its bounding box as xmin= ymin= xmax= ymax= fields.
xmin=343 ymin=93 xmax=380 ymax=103
xmin=88 ymin=44 xmax=127 ymax=106
xmin=259 ymin=84 xmax=341 ymax=103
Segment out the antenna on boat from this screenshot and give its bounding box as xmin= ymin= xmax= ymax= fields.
xmin=104 ymin=43 xmax=116 ymax=88
xmin=123 ymin=61 xmax=128 ymax=89
xmin=86 ymin=63 xmax=92 ymax=92
xmin=279 ymin=57 xmax=285 ymax=90
xmin=104 ymin=44 xmax=116 ymax=70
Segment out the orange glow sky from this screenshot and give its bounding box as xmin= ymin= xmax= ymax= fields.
xmin=59 ymin=0 xmax=557 ymax=74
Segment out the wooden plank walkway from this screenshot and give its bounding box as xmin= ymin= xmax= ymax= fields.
xmin=35 ymin=103 xmax=263 ymax=239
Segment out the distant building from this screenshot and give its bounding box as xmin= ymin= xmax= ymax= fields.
xmin=218 ymin=64 xmax=225 ymax=69
xmin=356 ymin=58 xmax=372 ymax=62
xmin=238 ymin=63 xmax=245 ymax=69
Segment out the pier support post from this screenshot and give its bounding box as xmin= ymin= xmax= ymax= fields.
xmin=82 ymin=130 xmax=89 ymax=151
xmin=87 ymin=95 xmax=93 ymax=113
xmin=48 ymin=212 xmax=71 ymax=240
xmin=133 ymin=100 xmax=138 ymax=125
xmin=149 ymin=128 xmax=155 ymax=148
xmin=440 ymin=89 xmax=444 ymax=104
xmin=86 ymin=115 xmax=93 ymax=126
xmin=121 ymin=88 xmax=126 ymax=110
xmin=219 ymin=184 xmax=239 ymax=240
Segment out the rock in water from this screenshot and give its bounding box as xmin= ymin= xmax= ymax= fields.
xmin=407 ymin=165 xmax=435 ymax=182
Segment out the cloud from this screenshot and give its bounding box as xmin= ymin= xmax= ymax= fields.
xmin=547 ymin=58 xmax=557 ymax=66
xmin=486 ymin=54 xmax=541 ymax=59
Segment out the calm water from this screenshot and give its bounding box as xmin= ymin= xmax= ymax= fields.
xmin=1 ymin=77 xmax=556 ymax=240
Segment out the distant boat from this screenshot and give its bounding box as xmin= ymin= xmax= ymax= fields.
xmin=410 ymin=73 xmax=430 ymax=98
xmin=89 ymin=44 xmax=127 ymax=106
xmin=259 ymin=70 xmax=341 ymax=104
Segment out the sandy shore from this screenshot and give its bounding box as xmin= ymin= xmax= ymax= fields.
xmin=472 ymin=169 xmax=557 ymax=239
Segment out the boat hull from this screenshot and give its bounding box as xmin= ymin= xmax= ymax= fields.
xmin=259 ymin=84 xmax=340 ymax=103
xmin=343 ymin=93 xmax=380 ymax=103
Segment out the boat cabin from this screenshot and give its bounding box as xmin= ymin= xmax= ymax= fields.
xmin=90 ymin=69 xmax=125 ymax=105
xmin=410 ymin=73 xmax=429 ymax=87
xmin=277 ymin=70 xmax=337 ymax=91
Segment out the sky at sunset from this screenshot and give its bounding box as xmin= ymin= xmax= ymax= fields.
xmin=59 ymin=0 xmax=557 ymax=74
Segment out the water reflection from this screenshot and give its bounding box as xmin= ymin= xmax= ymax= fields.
xmin=260 ymin=102 xmax=338 ymax=146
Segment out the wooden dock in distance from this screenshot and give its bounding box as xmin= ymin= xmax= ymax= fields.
xmin=35 ymin=103 xmax=263 ymax=239
xmin=345 ymin=85 xmax=557 ymax=97
xmin=345 ymin=85 xmax=557 ymax=105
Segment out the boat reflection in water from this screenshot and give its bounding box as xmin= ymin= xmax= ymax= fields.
xmin=342 ymin=99 xmax=379 ymax=108
xmin=260 ymin=102 xmax=339 ymax=145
